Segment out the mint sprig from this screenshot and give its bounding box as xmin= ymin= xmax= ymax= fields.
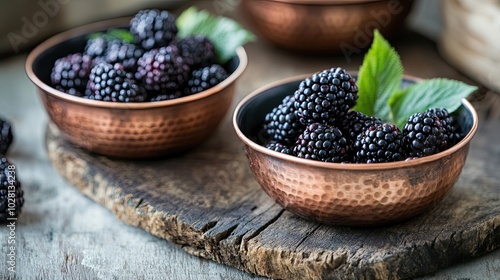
xmin=388 ymin=79 xmax=478 ymax=128
xmin=354 ymin=30 xmax=403 ymax=120
xmin=355 ymin=30 xmax=477 ymax=129
xmin=176 ymin=7 xmax=256 ymax=64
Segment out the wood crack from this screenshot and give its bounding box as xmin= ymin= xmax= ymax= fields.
xmin=242 ymin=209 xmax=285 ymax=252
xmin=214 ymin=224 xmax=238 ymax=243
xmin=294 ymin=224 xmax=321 ymax=251
xmin=231 ymin=230 xmax=248 ymax=248
xmin=129 ymin=197 xmax=143 ymax=209
xmin=200 ymin=221 xmax=218 ymax=233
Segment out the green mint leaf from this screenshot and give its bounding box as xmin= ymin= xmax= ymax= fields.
xmin=354 ymin=30 xmax=403 ymax=122
xmin=176 ymin=7 xmax=256 ymax=64
xmin=107 ymin=29 xmax=134 ymax=43
xmin=88 ymin=29 xmax=134 ymax=43
xmin=176 ymin=7 xmax=209 ymax=37
xmin=88 ymin=32 xmax=104 ymax=39
xmin=388 ymin=78 xmax=477 ymax=129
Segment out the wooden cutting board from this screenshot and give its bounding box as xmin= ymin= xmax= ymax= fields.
xmin=46 ymin=119 xmax=500 ymax=280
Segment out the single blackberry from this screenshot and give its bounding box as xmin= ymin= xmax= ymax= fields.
xmin=51 ymin=53 xmax=92 ymax=96
xmin=293 ymin=123 xmax=348 ymax=163
xmin=338 ymin=111 xmax=383 ymax=142
xmin=130 ymin=9 xmax=178 ymax=50
xmin=354 ymin=123 xmax=404 ymax=163
xmin=135 ymin=46 xmax=190 ymax=93
xmin=83 ymin=37 xmax=108 ymax=59
xmin=184 ymin=64 xmax=228 ymax=95
xmin=105 ymin=41 xmax=144 ymax=72
xmin=263 ymin=95 xmax=304 ymax=146
xmin=402 ymin=111 xmax=448 ymax=158
xmin=265 ymin=141 xmax=292 ymax=155
xmin=87 ymin=62 xmax=147 ymax=102
xmin=426 ymin=108 xmax=462 ymax=147
xmin=0 ymin=156 xmax=24 ymax=222
xmin=294 ymin=67 xmax=358 ymax=125
xmin=176 ymin=35 xmax=216 ymax=68
xmin=0 ymin=119 xmax=13 ymax=155
xmin=84 ymin=36 xmax=125 ymax=66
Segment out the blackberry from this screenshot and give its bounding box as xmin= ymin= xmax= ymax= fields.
xmin=51 ymin=53 xmax=92 ymax=96
xmin=426 ymin=108 xmax=462 ymax=147
xmin=263 ymin=95 xmax=304 ymax=146
xmin=176 ymin=35 xmax=216 ymax=68
xmin=402 ymin=111 xmax=448 ymax=158
xmin=105 ymin=41 xmax=144 ymax=72
xmin=294 ymin=67 xmax=358 ymax=125
xmin=130 ymin=9 xmax=178 ymax=50
xmin=0 ymin=156 xmax=24 ymax=222
xmin=266 ymin=141 xmax=292 ymax=155
xmin=184 ymin=64 xmax=228 ymax=95
xmin=87 ymin=62 xmax=147 ymax=102
xmin=293 ymin=123 xmax=348 ymax=163
xmin=338 ymin=111 xmax=383 ymax=142
xmin=83 ymin=37 xmax=108 ymax=59
xmin=135 ymin=46 xmax=190 ymax=93
xmin=354 ymin=123 xmax=404 ymax=163
xmin=0 ymin=119 xmax=13 ymax=155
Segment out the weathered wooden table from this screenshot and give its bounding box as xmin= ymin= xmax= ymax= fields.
xmin=1 ymin=3 xmax=500 ymax=279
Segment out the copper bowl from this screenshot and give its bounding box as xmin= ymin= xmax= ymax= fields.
xmin=26 ymin=18 xmax=248 ymax=158
xmin=233 ymin=74 xmax=478 ymax=226
xmin=242 ymin=0 xmax=413 ymax=54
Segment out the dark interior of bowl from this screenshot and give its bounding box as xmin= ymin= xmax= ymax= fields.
xmin=31 ymin=26 xmax=240 ymax=88
xmin=236 ymin=77 xmax=474 ymax=146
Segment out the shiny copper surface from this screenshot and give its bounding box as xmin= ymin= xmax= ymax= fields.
xmin=233 ymin=75 xmax=478 ymax=226
xmin=242 ymin=0 xmax=413 ymax=53
xmin=26 ymin=18 xmax=248 ymax=158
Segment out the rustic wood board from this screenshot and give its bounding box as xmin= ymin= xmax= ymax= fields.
xmin=46 ymin=118 xmax=500 ymax=280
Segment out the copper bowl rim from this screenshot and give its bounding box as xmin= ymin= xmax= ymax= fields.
xmin=25 ymin=17 xmax=248 ymax=110
xmin=233 ymin=73 xmax=478 ymax=171
xmin=266 ymin=0 xmax=385 ymax=5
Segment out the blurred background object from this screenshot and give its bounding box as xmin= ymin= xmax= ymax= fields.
xmin=0 ymin=0 xmax=187 ymax=56
xmin=439 ymin=0 xmax=500 ymax=93
xmin=406 ymin=0 xmax=442 ymax=40
xmin=241 ymin=0 xmax=414 ymax=54
xmin=0 ymin=0 xmax=449 ymax=57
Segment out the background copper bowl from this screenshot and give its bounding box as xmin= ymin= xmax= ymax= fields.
xmin=26 ymin=18 xmax=248 ymax=159
xmin=233 ymin=74 xmax=478 ymax=226
xmin=241 ymin=0 xmax=414 ymax=54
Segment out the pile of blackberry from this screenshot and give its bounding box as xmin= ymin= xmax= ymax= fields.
xmin=0 ymin=118 xmax=24 ymax=222
xmin=51 ymin=9 xmax=229 ymax=103
xmin=261 ymin=68 xmax=464 ymax=163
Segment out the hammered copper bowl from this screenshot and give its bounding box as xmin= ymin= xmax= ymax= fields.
xmin=233 ymin=75 xmax=478 ymax=226
xmin=26 ymin=18 xmax=248 ymax=158
xmin=242 ymin=0 xmax=413 ymax=53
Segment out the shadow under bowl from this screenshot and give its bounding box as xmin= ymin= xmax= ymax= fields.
xmin=26 ymin=18 xmax=248 ymax=159
xmin=233 ymin=74 xmax=478 ymax=226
